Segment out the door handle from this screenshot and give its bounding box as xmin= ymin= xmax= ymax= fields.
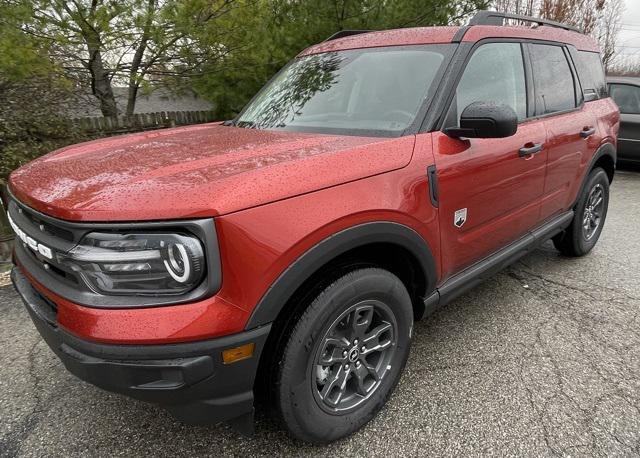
xmin=580 ymin=126 xmax=596 ymax=138
xmin=518 ymin=143 xmax=543 ymax=158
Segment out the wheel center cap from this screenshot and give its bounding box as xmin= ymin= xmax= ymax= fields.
xmin=348 ymin=348 xmax=359 ymax=362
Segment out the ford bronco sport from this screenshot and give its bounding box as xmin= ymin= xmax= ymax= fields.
xmin=6 ymin=11 xmax=619 ymax=444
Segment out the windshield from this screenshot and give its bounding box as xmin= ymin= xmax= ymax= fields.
xmin=235 ymin=45 xmax=452 ymax=136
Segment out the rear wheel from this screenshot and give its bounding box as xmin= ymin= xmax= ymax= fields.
xmin=275 ymin=268 xmax=413 ymax=443
xmin=553 ymin=167 xmax=609 ymax=256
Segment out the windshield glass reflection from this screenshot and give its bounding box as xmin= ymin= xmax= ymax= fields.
xmin=236 ymin=46 xmax=450 ymax=136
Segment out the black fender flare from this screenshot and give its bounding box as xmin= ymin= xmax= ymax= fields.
xmin=245 ymin=221 xmax=437 ymax=329
xmin=592 ymin=141 xmax=617 ymax=176
xmin=571 ymin=142 xmax=616 ymax=208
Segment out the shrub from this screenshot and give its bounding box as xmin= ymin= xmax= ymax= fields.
xmin=0 ymin=77 xmax=89 ymax=180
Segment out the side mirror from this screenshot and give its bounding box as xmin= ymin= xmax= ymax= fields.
xmin=444 ymin=101 xmax=518 ymax=139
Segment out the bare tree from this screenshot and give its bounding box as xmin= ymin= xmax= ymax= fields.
xmin=593 ymin=0 xmax=623 ymax=70
xmin=608 ymin=55 xmax=640 ymax=76
xmin=493 ymin=0 xmax=624 ymax=70
xmin=493 ymin=0 xmax=536 ymax=16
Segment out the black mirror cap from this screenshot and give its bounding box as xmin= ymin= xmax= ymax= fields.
xmin=444 ymin=101 xmax=518 ymax=139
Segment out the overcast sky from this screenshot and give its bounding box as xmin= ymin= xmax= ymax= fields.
xmin=617 ymin=0 xmax=640 ymax=60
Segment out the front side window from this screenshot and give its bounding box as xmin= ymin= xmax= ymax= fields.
xmin=529 ymin=44 xmax=576 ymax=115
xmin=235 ymin=45 xmax=453 ymax=136
xmin=609 ymin=83 xmax=640 ymax=114
xmin=447 ymin=42 xmax=527 ymax=126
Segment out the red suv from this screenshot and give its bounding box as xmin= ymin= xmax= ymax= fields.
xmin=6 ymin=11 xmax=619 ymax=443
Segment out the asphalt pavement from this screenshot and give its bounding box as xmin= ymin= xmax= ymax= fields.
xmin=1 ymin=171 xmax=639 ymax=457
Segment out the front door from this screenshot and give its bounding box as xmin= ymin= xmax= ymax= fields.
xmin=433 ymin=41 xmax=547 ymax=280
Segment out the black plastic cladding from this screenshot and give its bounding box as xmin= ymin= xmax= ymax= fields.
xmin=246 ymin=221 xmax=437 ymax=329
xmin=8 ymin=192 xmax=221 ymax=309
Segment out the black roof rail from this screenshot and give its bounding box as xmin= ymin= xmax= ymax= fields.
xmin=468 ymin=10 xmax=582 ymax=33
xmin=324 ymin=30 xmax=372 ymax=42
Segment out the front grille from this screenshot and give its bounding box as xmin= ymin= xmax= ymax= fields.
xmin=21 ymin=210 xmax=74 ymax=242
xmin=8 ymin=200 xmax=78 ymax=246
xmin=8 ymin=198 xmax=82 ymax=289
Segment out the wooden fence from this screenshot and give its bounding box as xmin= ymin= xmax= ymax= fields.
xmin=72 ymin=109 xmax=218 ymax=135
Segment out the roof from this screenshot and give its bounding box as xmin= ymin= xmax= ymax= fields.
xmin=299 ymin=24 xmax=600 ymax=57
xmin=300 ymin=27 xmax=459 ymax=56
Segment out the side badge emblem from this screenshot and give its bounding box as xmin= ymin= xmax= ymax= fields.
xmin=454 ymin=208 xmax=467 ymax=228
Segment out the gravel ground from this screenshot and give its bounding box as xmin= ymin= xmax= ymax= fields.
xmin=1 ymin=171 xmax=639 ymax=457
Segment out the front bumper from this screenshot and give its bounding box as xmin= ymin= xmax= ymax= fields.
xmin=12 ymin=267 xmax=271 ymax=427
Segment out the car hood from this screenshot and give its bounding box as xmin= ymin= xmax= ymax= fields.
xmin=9 ymin=124 xmax=415 ymax=221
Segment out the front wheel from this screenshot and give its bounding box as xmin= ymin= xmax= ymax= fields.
xmin=553 ymin=167 xmax=610 ymax=256
xmin=275 ymin=268 xmax=413 ymax=443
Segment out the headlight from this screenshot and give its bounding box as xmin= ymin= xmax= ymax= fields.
xmin=58 ymin=232 xmax=206 ymax=296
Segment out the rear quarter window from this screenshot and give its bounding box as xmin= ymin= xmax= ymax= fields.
xmin=575 ymin=51 xmax=608 ymax=99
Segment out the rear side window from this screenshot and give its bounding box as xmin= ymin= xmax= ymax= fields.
xmin=447 ymin=42 xmax=527 ymax=125
xmin=609 ymin=84 xmax=640 ymax=114
xmin=529 ymin=44 xmax=576 ymax=115
xmin=576 ymin=51 xmax=607 ymax=99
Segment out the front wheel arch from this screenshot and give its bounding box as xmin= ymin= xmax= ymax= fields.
xmin=245 ymin=221 xmax=437 ymax=330
xmin=249 ymin=222 xmax=436 ymax=410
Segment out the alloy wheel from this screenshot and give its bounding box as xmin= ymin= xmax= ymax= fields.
xmin=312 ymin=300 xmax=397 ymax=414
xmin=583 ymin=183 xmax=605 ymax=241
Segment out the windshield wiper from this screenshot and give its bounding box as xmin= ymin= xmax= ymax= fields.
xmin=235 ymin=120 xmax=258 ymax=129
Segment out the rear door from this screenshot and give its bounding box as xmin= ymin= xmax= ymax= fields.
xmin=526 ymin=43 xmax=600 ymax=220
xmin=433 ymin=41 xmax=547 ymax=279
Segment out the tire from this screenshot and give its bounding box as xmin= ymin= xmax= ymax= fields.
xmin=553 ymin=167 xmax=610 ymax=257
xmin=275 ymin=268 xmax=413 ymax=444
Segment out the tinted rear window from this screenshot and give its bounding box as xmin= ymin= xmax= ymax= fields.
xmin=576 ymin=51 xmax=607 ymax=99
xmin=529 ymin=44 xmax=577 ymax=115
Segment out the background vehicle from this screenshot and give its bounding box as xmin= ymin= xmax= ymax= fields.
xmin=7 ymin=10 xmax=618 ymax=444
xmin=608 ymin=76 xmax=640 ymax=164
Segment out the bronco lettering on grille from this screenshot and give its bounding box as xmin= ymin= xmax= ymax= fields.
xmin=7 ymin=214 xmax=53 ymax=260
